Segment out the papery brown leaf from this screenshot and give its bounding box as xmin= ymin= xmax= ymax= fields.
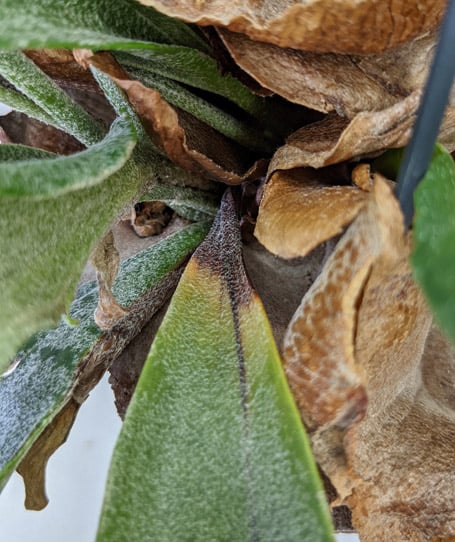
xmin=75 ymin=50 xmax=267 ymax=185
xmin=255 ymin=167 xmax=368 ymax=259
xmin=219 ymin=29 xmax=435 ymax=117
xmin=139 ymin=0 xmax=444 ymax=54
xmin=268 ymin=95 xmax=455 ymax=172
xmin=16 ymin=399 xmax=79 ymax=510
xmin=282 ymin=176 xmax=455 ymax=540
xmin=92 ymin=230 xmax=129 ymax=330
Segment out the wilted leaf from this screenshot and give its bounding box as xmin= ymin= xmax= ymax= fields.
xmin=97 ymin=191 xmax=335 ymax=542
xmin=79 ymin=52 xmax=269 ymax=184
xmin=0 ymin=222 xmax=209 ymax=492
xmin=282 ymin=176 xmax=455 ymax=540
xmin=255 ymin=168 xmax=368 ymax=259
xmin=16 ymin=399 xmax=79 ymax=510
xmin=139 ymin=0 xmax=444 ymax=54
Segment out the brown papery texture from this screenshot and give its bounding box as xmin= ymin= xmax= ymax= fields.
xmin=138 ymin=0 xmax=444 ymax=54
xmin=219 ymin=29 xmax=434 ymax=117
xmin=255 ymin=168 xmax=368 ymax=259
xmin=283 ymin=177 xmax=455 ymax=540
xmin=73 ymin=50 xmax=267 ymax=185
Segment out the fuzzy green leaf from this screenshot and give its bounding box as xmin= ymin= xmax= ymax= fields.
xmin=0 ymin=51 xmax=103 ymax=146
xmin=97 ymin=191 xmax=335 ymax=542
xmin=0 ymin=222 xmax=210 ymax=489
xmin=143 ymin=182 xmax=219 ymax=221
xmin=123 ymin=65 xmax=275 ymax=153
xmin=114 ymin=49 xmax=269 ymax=121
xmin=0 ymin=0 xmax=208 ymax=52
xmin=0 ymin=73 xmax=165 ymax=372
xmin=0 ymin=85 xmax=55 ymax=127
xmin=0 ymin=117 xmax=135 ymax=197
xmin=412 ymin=144 xmax=455 ymax=342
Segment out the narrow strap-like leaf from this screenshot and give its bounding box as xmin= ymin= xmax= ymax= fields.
xmin=124 ymin=65 xmax=275 ymax=152
xmin=0 ymin=51 xmax=103 ymax=146
xmin=0 ymin=116 xmax=135 ymax=198
xmin=0 ymin=0 xmax=208 ymax=52
xmin=0 ymin=86 xmax=55 ymax=127
xmin=0 ymin=222 xmax=210 ymax=488
xmin=97 ymin=191 xmax=335 ymax=542
xmin=115 ymin=48 xmax=269 ymax=121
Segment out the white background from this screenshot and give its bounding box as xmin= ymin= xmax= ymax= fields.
xmin=0 ymin=377 xmax=359 ymax=542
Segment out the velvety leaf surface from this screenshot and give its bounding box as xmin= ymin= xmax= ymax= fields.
xmin=0 ymin=51 xmax=103 ymax=146
xmin=97 ymin=191 xmax=334 ymax=542
xmin=0 ymin=71 xmax=159 ymax=372
xmin=138 ymin=0 xmax=444 ymax=54
xmin=0 ymin=0 xmax=208 ymax=52
xmin=282 ymin=177 xmax=455 ymax=540
xmin=0 ymin=117 xmax=135 ymax=197
xmin=0 ymin=222 xmax=209 ymax=491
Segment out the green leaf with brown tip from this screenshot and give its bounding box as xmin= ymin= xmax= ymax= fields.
xmin=97 ymin=190 xmax=335 ymax=542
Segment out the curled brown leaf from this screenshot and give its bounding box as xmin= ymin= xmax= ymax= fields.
xmin=282 ymin=176 xmax=455 ymax=540
xmin=139 ymin=0 xmax=444 ymax=54
xmin=255 ymin=167 xmax=368 ymax=259
xmin=74 ymin=51 xmax=268 ymax=185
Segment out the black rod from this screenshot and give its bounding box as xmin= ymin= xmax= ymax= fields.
xmin=396 ymin=0 xmax=455 ymax=227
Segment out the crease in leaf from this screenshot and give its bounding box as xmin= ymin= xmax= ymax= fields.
xmin=0 ymin=116 xmax=136 ymax=198
xmin=97 ymin=190 xmax=334 ymax=542
xmin=0 ymin=51 xmax=103 ymax=146
xmin=0 ymin=222 xmax=210 ymax=490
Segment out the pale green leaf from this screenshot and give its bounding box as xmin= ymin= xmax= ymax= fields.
xmin=143 ymin=182 xmax=219 ymax=221
xmin=0 ymin=116 xmax=135 ymax=197
xmin=97 ymin=191 xmax=335 ymax=542
xmin=0 ymin=0 xmax=208 ymax=52
xmin=0 ymin=51 xmax=103 ymax=146
xmin=0 ymin=222 xmax=210 ymax=488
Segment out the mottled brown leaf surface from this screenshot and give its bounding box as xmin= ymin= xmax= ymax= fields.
xmin=219 ymin=29 xmax=434 ymax=117
xmin=255 ymin=167 xmax=368 ymax=259
xmin=139 ymin=0 xmax=444 ymax=54
xmin=282 ymin=177 xmax=455 ymax=540
xmin=271 ymin=98 xmax=455 ymax=172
